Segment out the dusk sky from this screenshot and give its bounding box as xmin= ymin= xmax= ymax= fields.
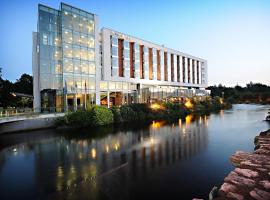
xmin=0 ymin=0 xmax=270 ymax=86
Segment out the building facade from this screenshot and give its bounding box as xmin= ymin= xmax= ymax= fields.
xmin=33 ymin=3 xmax=209 ymax=112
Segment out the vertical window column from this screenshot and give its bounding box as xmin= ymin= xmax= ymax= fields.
xmin=160 ymin=50 xmax=164 ymax=81
xmin=187 ymin=58 xmax=191 ymax=83
xmin=130 ymin=42 xmax=135 ymax=78
xmin=118 ymin=39 xmax=124 ymax=77
xmin=167 ymin=53 xmax=171 ymax=82
xmin=177 ymin=55 xmax=180 ymax=82
xmin=123 ymin=40 xmax=130 ymax=78
xmin=182 ymin=56 xmax=186 ymax=83
xmin=143 ymin=46 xmax=149 ymax=79
xmin=140 ymin=45 xmax=144 ymax=79
xmin=134 ymin=43 xmax=140 ymax=78
xmin=157 ymin=50 xmax=161 ymax=80
xmin=171 ymin=54 xmax=174 ymax=82
xmin=196 ymin=60 xmax=200 ymax=84
xmin=164 ymin=52 xmax=168 ymax=81
xmin=152 ymin=48 xmax=157 ymax=80
xmin=149 ymin=48 xmax=153 ymax=80
xmin=111 ymin=36 xmax=118 ymax=77
xmin=192 ymin=59 xmax=195 ymax=84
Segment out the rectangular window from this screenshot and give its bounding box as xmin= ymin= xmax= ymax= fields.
xmin=43 ymin=33 xmax=48 ymax=45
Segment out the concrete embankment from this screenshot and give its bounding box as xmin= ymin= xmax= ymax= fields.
xmin=214 ymin=129 xmax=270 ymax=200
xmin=0 ymin=113 xmax=64 ymax=134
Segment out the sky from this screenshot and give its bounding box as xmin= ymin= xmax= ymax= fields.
xmin=0 ymin=0 xmax=270 ymax=86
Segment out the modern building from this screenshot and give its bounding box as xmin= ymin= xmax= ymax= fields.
xmin=33 ymin=2 xmax=209 ymax=112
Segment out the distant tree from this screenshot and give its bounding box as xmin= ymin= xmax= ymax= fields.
xmin=14 ymin=73 xmax=33 ymax=95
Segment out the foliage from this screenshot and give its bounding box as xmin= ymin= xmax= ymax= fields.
xmin=111 ymin=106 xmax=123 ymax=123
xmin=58 ymin=106 xmax=114 ymax=127
xmin=90 ymin=106 xmax=114 ymax=126
xmin=0 ymin=72 xmax=33 ymax=108
xmin=120 ymin=105 xmax=137 ymax=122
xmin=207 ymin=82 xmax=270 ymax=104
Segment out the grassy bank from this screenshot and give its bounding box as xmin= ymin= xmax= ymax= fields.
xmin=56 ymin=96 xmax=231 ymax=128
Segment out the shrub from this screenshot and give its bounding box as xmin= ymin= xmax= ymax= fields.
xmin=111 ymin=106 xmax=122 ymax=123
xmin=90 ymin=106 xmax=114 ymax=126
xmin=120 ymin=105 xmax=137 ymax=122
xmin=66 ymin=110 xmax=92 ymax=127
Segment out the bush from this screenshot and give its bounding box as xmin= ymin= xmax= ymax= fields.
xmin=66 ymin=110 xmax=92 ymax=127
xmin=90 ymin=106 xmax=114 ymax=126
xmin=111 ymin=106 xmax=122 ymax=123
xmin=120 ymin=105 xmax=137 ymax=122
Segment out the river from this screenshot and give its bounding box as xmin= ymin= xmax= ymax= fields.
xmin=0 ymin=104 xmax=269 ymax=200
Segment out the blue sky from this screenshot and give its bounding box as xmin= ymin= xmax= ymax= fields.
xmin=0 ymin=0 xmax=270 ymax=86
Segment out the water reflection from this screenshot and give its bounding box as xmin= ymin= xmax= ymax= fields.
xmin=0 ymin=116 xmax=209 ymax=199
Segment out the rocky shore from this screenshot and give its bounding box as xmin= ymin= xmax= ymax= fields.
xmin=217 ymin=129 xmax=270 ymax=200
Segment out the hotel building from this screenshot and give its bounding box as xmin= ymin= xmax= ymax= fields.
xmin=33 ymin=3 xmax=209 ymax=112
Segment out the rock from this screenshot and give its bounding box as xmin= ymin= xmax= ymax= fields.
xmin=250 ymin=188 xmax=270 ymax=200
xmin=224 ymin=171 xmax=255 ymax=187
xmin=219 ymin=183 xmax=237 ymax=193
xmin=227 ymin=192 xmax=244 ymax=200
xmin=234 ymin=168 xmax=259 ymax=178
xmin=259 ymin=180 xmax=270 ymax=190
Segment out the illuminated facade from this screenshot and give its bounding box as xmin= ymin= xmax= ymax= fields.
xmin=33 ymin=3 xmax=208 ymax=112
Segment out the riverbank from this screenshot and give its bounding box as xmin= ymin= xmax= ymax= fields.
xmin=206 ymin=129 xmax=270 ymax=200
xmin=56 ymin=97 xmax=230 ymax=129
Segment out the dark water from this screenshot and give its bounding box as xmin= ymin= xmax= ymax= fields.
xmin=0 ymin=104 xmax=269 ymax=200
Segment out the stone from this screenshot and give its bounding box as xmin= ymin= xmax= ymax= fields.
xmin=225 ymin=171 xmax=255 ymax=187
xmin=234 ymin=168 xmax=259 ymax=178
xmin=220 ymin=182 xmax=237 ymax=193
xmin=227 ymin=192 xmax=244 ymax=200
xmin=250 ymin=188 xmax=270 ymax=200
xmin=260 ymin=180 xmax=270 ymax=190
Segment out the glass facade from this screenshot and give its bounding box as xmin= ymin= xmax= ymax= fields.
xmin=38 ymin=3 xmax=96 ymax=111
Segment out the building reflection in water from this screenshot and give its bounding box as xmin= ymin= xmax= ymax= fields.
xmin=0 ymin=115 xmax=209 ymax=199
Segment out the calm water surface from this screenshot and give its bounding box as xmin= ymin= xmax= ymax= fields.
xmin=0 ymin=104 xmax=269 ymax=200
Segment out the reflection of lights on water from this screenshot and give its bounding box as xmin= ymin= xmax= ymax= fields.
xmin=150 ymin=103 xmax=162 ymax=110
xmin=199 ymin=116 xmax=202 ymax=124
xmin=185 ymin=115 xmax=193 ymax=127
xmin=179 ymin=119 xmax=182 ymax=128
xmin=105 ymin=145 xmax=109 ymax=153
xmin=182 ymin=127 xmax=186 ymax=134
xmin=220 ymin=110 xmax=224 ymax=117
xmin=13 ymin=148 xmax=17 ymax=152
xmin=151 ymin=121 xmax=161 ymax=129
xmin=114 ymin=143 xmax=120 ymax=151
xmin=91 ymin=148 xmax=96 ymax=159
xmin=57 ymin=166 xmax=64 ymax=177
xmin=78 ymin=152 xmax=83 ymax=160
xmin=204 ymin=115 xmax=209 ymax=126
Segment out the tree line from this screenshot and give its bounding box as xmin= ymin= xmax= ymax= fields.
xmin=0 ymin=68 xmax=33 ymax=108
xmin=207 ymin=83 xmax=270 ymax=104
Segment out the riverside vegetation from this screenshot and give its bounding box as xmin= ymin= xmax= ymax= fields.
xmin=56 ymin=96 xmax=231 ymax=128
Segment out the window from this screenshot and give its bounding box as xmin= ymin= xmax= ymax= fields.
xmin=112 ymin=46 xmax=118 ymax=56
xmin=43 ymin=33 xmax=48 ymax=45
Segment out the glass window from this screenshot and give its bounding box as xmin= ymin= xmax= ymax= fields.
xmin=81 ymin=61 xmax=88 ymax=74
xmin=89 ymin=62 xmax=95 ymax=74
xmin=111 ymin=36 xmax=118 ymax=46
xmin=112 ymin=46 xmax=118 ymax=56
xmin=100 ymin=81 xmax=108 ymax=90
xmin=112 ymin=57 xmax=118 ymax=67
xmin=63 ymin=43 xmax=72 ymax=58
xmin=89 ymin=77 xmax=95 ymax=90
xmin=64 ymin=75 xmax=73 ymax=92
xmin=40 ymin=59 xmax=50 ymax=73
xmin=63 ymin=29 xmax=72 ymax=43
xmin=88 ymin=50 xmax=95 ymax=61
xmin=63 ymin=58 xmax=73 ymax=73
xmin=43 ymin=33 xmax=48 ymax=45
xmin=73 ymin=59 xmax=81 ymax=74
xmin=124 ymin=41 xmax=129 ymax=49
xmin=87 ymin=37 xmax=94 ymax=48
xmin=109 ymin=82 xmax=115 ymax=90
xmin=115 ymin=82 xmax=122 ymax=90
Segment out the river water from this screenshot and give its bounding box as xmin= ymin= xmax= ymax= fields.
xmin=0 ymin=104 xmax=269 ymax=200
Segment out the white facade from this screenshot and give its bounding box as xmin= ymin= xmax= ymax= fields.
xmin=100 ymin=28 xmax=208 ymax=89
